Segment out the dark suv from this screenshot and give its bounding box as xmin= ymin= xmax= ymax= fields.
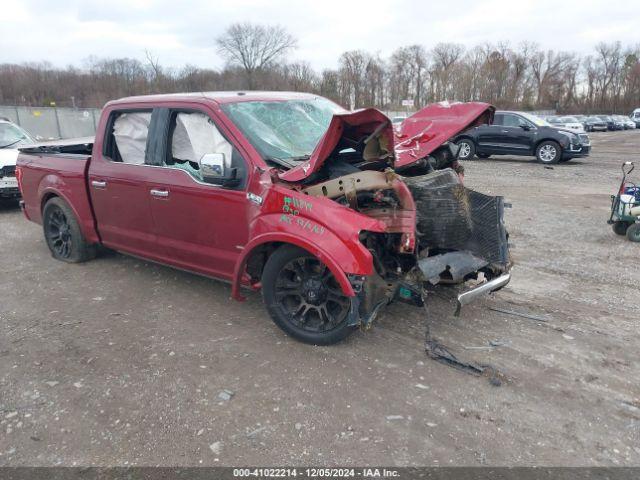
xmin=455 ymin=111 xmax=591 ymax=164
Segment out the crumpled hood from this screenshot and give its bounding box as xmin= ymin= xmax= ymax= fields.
xmin=277 ymin=102 xmax=494 ymax=182
xmin=278 ymin=108 xmax=393 ymax=183
xmin=394 ymin=102 xmax=494 ymax=168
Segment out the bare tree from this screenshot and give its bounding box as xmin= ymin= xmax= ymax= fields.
xmin=3 ymin=32 xmax=640 ymax=115
xmin=431 ymin=43 xmax=464 ymax=101
xmin=216 ymin=23 xmax=297 ymax=89
xmin=338 ymin=50 xmax=369 ymax=109
xmin=144 ymin=49 xmax=163 ymax=86
xmin=389 ymin=45 xmax=428 ymax=107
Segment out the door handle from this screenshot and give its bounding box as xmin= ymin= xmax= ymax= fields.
xmin=150 ymin=189 xmax=169 ymax=198
xmin=91 ymin=180 xmax=107 ymax=189
xmin=501 ymin=130 xmax=509 ymax=133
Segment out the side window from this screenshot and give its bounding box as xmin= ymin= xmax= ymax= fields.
xmin=166 ymin=111 xmax=246 ymax=187
xmin=502 ymin=114 xmax=521 ymax=128
xmin=105 ymin=111 xmax=152 ymax=164
xmin=493 ymin=113 xmax=504 ymax=126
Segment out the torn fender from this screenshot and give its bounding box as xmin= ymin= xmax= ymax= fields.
xmin=231 ymin=209 xmax=380 ymax=301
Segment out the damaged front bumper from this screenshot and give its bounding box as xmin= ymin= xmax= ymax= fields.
xmin=350 ymin=167 xmax=512 ymax=326
xmin=455 ymin=272 xmax=511 ymax=315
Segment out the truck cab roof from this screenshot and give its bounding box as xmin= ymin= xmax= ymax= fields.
xmin=108 ymin=91 xmax=331 ymax=107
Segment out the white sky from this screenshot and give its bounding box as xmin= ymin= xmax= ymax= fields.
xmin=2 ymin=0 xmax=639 ymax=71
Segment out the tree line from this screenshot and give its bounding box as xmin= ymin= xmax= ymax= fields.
xmin=1 ymin=23 xmax=639 ymax=114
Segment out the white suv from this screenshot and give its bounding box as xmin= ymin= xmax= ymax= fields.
xmin=0 ymin=119 xmax=35 ymax=199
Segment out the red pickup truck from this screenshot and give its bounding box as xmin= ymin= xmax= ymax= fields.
xmin=17 ymin=92 xmax=511 ymax=345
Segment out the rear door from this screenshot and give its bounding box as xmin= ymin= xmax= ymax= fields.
xmin=143 ymin=106 xmax=251 ymax=280
xmin=476 ymin=113 xmax=509 ymax=153
xmin=88 ymin=108 xmax=160 ymax=257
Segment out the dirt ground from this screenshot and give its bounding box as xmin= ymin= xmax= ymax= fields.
xmin=1 ymin=130 xmax=639 ymax=467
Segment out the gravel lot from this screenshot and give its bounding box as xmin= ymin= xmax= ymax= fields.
xmin=1 ymin=130 xmax=639 ymax=467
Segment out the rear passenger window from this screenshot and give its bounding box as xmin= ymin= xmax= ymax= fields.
xmin=493 ymin=114 xmax=504 ymax=126
xmin=105 ymin=111 xmax=152 ymax=164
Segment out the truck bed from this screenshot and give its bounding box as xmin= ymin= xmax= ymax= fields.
xmin=17 ymin=149 xmax=99 ymax=244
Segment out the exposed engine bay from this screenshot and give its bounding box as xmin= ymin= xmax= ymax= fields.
xmin=278 ymin=102 xmax=511 ymax=326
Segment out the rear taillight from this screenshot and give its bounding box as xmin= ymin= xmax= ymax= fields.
xmin=15 ymin=166 xmax=23 ymax=194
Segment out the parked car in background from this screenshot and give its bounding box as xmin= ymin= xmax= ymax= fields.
xmin=632 ymin=108 xmax=640 ymax=128
xmin=614 ymin=115 xmax=636 ymax=130
xmin=455 ymin=110 xmax=590 ymax=164
xmin=391 ymin=116 xmax=407 ymax=125
xmin=597 ymin=115 xmax=624 ymax=131
xmin=557 ymin=116 xmax=586 ymax=133
xmin=573 ymin=114 xmax=588 ymax=128
xmin=546 ymin=116 xmax=564 ymax=127
xmin=584 ymin=116 xmax=608 ymax=132
xmin=0 ymin=118 xmax=35 ymax=200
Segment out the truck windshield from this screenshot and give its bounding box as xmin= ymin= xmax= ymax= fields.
xmin=0 ymin=123 xmax=34 ymax=148
xmin=221 ymin=98 xmax=345 ymax=167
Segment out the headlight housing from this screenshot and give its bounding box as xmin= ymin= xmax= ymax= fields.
xmin=558 ymin=130 xmax=579 ymax=144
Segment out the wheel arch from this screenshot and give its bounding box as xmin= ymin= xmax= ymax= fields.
xmin=534 ymin=137 xmax=562 ymax=152
xmin=40 ymin=191 xmax=59 ymax=213
xmin=38 ymin=185 xmax=100 ymax=245
xmin=455 ymin=134 xmax=476 ymax=143
xmin=231 ymin=234 xmax=362 ymax=302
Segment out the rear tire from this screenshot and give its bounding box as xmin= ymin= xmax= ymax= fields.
xmin=612 ymin=221 xmax=631 ymax=236
xmin=535 ymin=141 xmax=561 ymax=164
xmin=626 ymin=224 xmax=640 ymax=242
xmin=261 ymin=245 xmax=357 ymax=345
xmin=456 ymin=139 xmax=476 ymax=161
xmin=42 ymin=197 xmax=96 ymax=263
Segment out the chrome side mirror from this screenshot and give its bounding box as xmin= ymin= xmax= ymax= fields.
xmin=199 ymin=153 xmax=226 ymax=183
xmin=199 ymin=153 xmax=239 ymax=187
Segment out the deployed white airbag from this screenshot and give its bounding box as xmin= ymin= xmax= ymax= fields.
xmin=172 ymin=112 xmax=232 ymax=167
xmin=113 ymin=112 xmax=151 ymax=165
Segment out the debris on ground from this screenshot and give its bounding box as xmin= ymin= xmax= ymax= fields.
xmin=217 ymin=389 xmax=234 ymax=402
xmin=489 ymin=306 xmax=551 ymax=322
xmin=209 ymin=441 xmax=222 ymax=455
xmin=247 ymin=426 xmax=268 ymax=438
xmin=423 ymin=297 xmax=506 ymax=386
xmin=385 ymin=415 xmax=404 ymax=421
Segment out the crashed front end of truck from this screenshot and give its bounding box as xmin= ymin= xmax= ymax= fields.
xmin=264 ymin=101 xmax=511 ymax=329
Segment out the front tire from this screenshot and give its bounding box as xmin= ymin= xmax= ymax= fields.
xmin=43 ymin=197 xmax=96 ymax=263
xmin=261 ymin=246 xmax=357 ymax=345
xmin=456 ymin=139 xmax=476 ymax=160
xmin=536 ymin=141 xmax=561 ymax=164
xmin=476 ymin=153 xmax=491 ymax=159
xmin=626 ymin=224 xmax=640 ymax=242
xmin=612 ymin=221 xmax=631 ymax=236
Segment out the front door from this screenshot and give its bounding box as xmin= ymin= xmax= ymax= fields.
xmin=144 ymin=108 xmax=251 ymax=280
xmin=499 ymin=113 xmax=536 ymax=154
